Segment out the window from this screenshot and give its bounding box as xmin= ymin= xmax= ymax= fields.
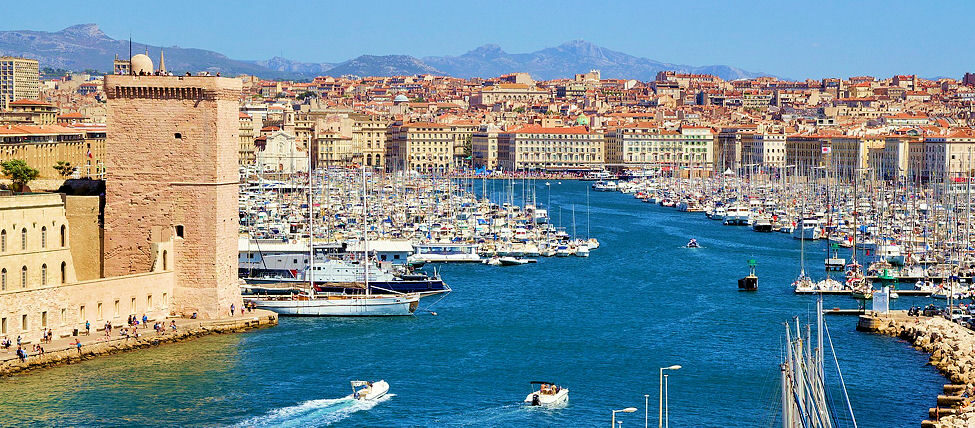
xmin=41 ymin=311 xmax=47 ymax=328
xmin=41 ymin=264 xmax=47 ymax=285
xmin=131 ymin=297 xmax=136 ymax=314
xmin=60 ymin=225 xmax=66 ymax=247
xmin=61 ymin=262 xmax=66 ymax=284
xmin=97 ymin=302 xmax=103 ymax=320
xmin=162 ymin=293 xmax=168 ymax=308
xmin=0 ymin=317 xmax=5 ymax=334
xmin=21 ymin=266 xmax=27 ymax=288
xmin=115 ymin=300 xmax=120 ymax=318
xmin=1 ymin=268 xmax=5 ymax=291
xmin=21 ymin=228 xmax=27 ymax=250
xmin=61 ymin=309 xmax=66 ymax=326
xmin=1 ymin=229 xmax=5 ymax=251
xmin=162 ymin=250 xmax=168 ymax=270
xmin=147 ymin=295 xmax=152 ymax=310
xmin=79 ymin=305 xmax=85 ymax=322
xmin=175 ymin=225 xmax=184 ymax=238
xmin=22 ymin=314 xmax=28 ymax=331
xmin=174 ymin=132 xmax=182 ymax=139
xmin=41 ymin=226 xmax=47 ymax=248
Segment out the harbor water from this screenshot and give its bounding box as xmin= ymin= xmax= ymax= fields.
xmin=0 ymin=180 xmax=946 ymax=427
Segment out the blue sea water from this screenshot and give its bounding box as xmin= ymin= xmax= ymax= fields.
xmin=0 ymin=180 xmax=946 ymax=427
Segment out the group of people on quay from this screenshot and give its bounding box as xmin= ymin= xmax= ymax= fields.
xmin=593 ymin=167 xmax=975 ymax=303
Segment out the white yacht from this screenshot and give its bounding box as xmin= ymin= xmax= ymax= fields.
xmin=791 ymin=218 xmax=822 ymax=240
xmin=723 ymin=205 xmax=750 ymax=225
xmin=524 ymin=382 xmax=569 ymax=408
xmin=252 ymin=293 xmax=420 ymax=316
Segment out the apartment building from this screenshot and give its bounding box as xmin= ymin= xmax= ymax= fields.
xmin=497 ymin=125 xmax=604 ymax=172
xmin=0 ymin=57 xmax=40 ymax=111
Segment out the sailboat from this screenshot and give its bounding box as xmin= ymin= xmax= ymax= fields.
xmin=780 ymin=298 xmax=858 ymax=428
xmin=248 ymin=165 xmax=434 ymax=316
xmin=792 ymin=212 xmax=815 ymax=292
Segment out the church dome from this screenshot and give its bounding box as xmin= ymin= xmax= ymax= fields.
xmin=131 ymin=54 xmax=154 ymax=75
xmin=393 ymin=94 xmax=409 ymax=103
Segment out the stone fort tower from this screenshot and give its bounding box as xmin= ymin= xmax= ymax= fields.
xmin=103 ymin=74 xmax=242 ymax=318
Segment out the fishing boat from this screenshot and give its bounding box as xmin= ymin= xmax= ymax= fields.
xmin=348 ymin=380 xmax=390 ymax=401
xmin=524 ymin=381 xmax=569 ymax=407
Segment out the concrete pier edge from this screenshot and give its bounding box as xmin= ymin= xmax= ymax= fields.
xmin=0 ymin=310 xmax=277 ymax=378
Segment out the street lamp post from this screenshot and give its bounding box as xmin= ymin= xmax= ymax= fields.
xmin=612 ymin=407 xmax=638 ymax=428
xmin=664 ymin=374 xmax=670 ymax=428
xmin=659 ymin=365 xmax=681 ymax=428
xmin=644 ymin=394 xmax=650 ymax=428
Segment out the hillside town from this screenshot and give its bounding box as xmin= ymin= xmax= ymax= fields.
xmin=2 ymin=53 xmax=975 ymax=183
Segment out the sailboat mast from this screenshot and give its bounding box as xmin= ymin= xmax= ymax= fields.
xmin=363 ymin=164 xmax=369 ymax=295
xmin=309 ymin=149 xmax=315 ymax=294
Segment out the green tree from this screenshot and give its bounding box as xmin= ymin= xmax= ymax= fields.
xmin=53 ymin=161 xmax=78 ymax=178
xmin=1 ymin=159 xmax=40 ymax=192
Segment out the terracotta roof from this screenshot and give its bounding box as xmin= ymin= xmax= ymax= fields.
xmin=8 ymin=99 xmax=53 ymax=107
xmin=0 ymin=124 xmax=81 ymax=135
xmin=508 ymin=125 xmax=590 ymax=135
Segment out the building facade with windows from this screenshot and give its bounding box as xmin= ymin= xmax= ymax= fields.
xmin=0 ymin=57 xmax=40 ymax=111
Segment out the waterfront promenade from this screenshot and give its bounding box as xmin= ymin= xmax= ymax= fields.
xmin=0 ymin=310 xmax=277 ymax=377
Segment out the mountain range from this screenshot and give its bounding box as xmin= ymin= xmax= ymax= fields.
xmin=0 ymin=24 xmax=770 ymax=81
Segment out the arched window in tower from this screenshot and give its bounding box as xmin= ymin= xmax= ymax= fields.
xmin=60 ymin=225 xmax=67 ymax=247
xmin=1 ymin=268 xmax=6 ymax=291
xmin=21 ymin=266 xmax=27 ymax=288
xmin=162 ymin=250 xmax=168 ymax=270
xmin=41 ymin=264 xmax=47 ymax=285
xmin=41 ymin=226 xmax=47 ymax=248
xmin=61 ymin=262 xmax=67 ymax=284
xmin=1 ymin=229 xmax=5 ymax=252
xmin=21 ymin=228 xmax=27 ymax=250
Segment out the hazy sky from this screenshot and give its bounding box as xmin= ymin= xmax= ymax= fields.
xmin=4 ymin=0 xmax=973 ymax=79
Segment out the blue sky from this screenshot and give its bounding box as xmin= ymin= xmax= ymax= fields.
xmin=4 ymin=0 xmax=973 ymax=79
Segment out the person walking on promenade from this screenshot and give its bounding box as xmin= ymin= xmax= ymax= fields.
xmin=85 ymin=321 xmax=90 ymax=336
xmin=142 ymin=314 xmax=148 ymax=328
xmin=74 ymin=339 xmax=82 ymax=355
xmin=230 ymin=303 xmax=236 ymax=317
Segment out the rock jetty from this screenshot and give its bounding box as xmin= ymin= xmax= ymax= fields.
xmin=859 ymin=311 xmax=975 ymax=427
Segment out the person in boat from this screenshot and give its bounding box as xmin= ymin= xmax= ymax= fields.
xmin=687 ymin=238 xmax=699 ymax=248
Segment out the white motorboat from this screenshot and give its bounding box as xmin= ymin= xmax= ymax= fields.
xmin=524 ymin=381 xmax=569 ymax=408
xmin=483 ymin=256 xmax=502 ymax=266
xmin=499 ymin=256 xmax=530 ymax=266
xmin=574 ymin=244 xmax=590 ymax=257
xmin=348 ymin=380 xmax=390 ymax=401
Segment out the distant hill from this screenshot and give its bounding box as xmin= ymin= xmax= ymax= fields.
xmin=0 ymin=24 xmax=770 ymax=81
xmin=423 ymin=40 xmax=767 ymax=81
xmin=0 ymin=24 xmax=302 ymax=79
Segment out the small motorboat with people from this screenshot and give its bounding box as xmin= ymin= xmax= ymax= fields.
xmin=347 ymin=380 xmax=390 ymax=401
xmin=686 ymin=238 xmax=701 ymax=249
xmin=524 ymin=381 xmax=569 ymax=408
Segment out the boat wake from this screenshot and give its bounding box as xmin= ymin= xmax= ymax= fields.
xmin=236 ymin=394 xmax=393 ymax=427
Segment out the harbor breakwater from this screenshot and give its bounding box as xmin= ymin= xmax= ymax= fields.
xmin=859 ymin=312 xmax=975 ymax=427
xmin=0 ymin=311 xmax=277 ymax=377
